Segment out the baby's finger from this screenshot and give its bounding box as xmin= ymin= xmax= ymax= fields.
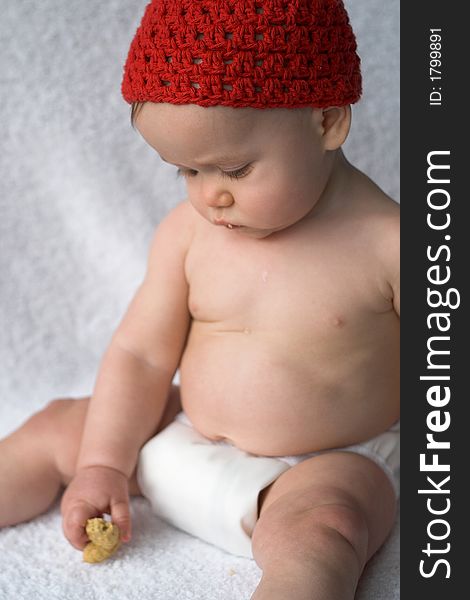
xmin=62 ymin=502 xmax=97 ymax=550
xmin=110 ymin=498 xmax=132 ymax=542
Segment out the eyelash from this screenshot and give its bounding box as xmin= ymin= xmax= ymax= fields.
xmin=176 ymin=164 xmax=252 ymax=180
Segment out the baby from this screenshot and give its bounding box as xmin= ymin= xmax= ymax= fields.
xmin=0 ymin=1 xmax=399 ymax=598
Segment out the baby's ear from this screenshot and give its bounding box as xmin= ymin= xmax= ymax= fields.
xmin=319 ymin=106 xmax=352 ymax=150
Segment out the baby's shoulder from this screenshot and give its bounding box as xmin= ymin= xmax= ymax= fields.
xmin=365 ymin=193 xmax=399 ymax=249
xmin=152 ymin=200 xmax=195 ymax=245
xmin=347 ymin=171 xmax=399 ymax=255
xmin=343 ymin=173 xmax=399 ymax=301
xmin=158 ymin=199 xmax=195 ymax=233
xmin=147 ymin=200 xmax=196 ymax=266
xmin=358 ymin=190 xmax=400 ymax=306
xmin=367 ymin=193 xmax=399 ymax=265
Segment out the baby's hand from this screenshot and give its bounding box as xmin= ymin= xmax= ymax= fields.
xmin=61 ymin=465 xmax=131 ymax=550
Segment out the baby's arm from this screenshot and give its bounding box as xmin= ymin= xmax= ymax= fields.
xmin=385 ymin=211 xmax=400 ymax=316
xmin=376 ymin=206 xmax=400 ymax=317
xmin=61 ymin=201 xmax=193 ymax=549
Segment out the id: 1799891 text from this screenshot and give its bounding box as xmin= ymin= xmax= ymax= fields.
xmin=429 ymin=29 xmax=442 ymax=106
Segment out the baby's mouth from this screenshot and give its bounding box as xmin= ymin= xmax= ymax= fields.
xmin=214 ymin=217 xmax=240 ymax=229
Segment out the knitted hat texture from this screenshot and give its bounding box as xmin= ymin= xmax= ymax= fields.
xmin=122 ymin=0 xmax=362 ymax=109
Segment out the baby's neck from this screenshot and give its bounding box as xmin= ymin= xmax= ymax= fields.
xmin=310 ymin=149 xmax=355 ymax=218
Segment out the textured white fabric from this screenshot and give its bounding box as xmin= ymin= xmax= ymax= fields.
xmin=0 ymin=1 xmax=399 ymax=598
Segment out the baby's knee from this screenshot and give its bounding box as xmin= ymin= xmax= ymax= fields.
xmin=43 ymin=397 xmax=78 ymax=416
xmin=36 ymin=397 xmax=90 ymax=484
xmin=38 ymin=397 xmax=88 ymax=433
xmin=22 ymin=397 xmax=74 ymax=433
xmin=252 ymin=496 xmax=369 ymax=572
xmin=303 ymin=503 xmax=369 ymax=568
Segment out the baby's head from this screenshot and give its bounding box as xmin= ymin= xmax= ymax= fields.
xmin=122 ymin=0 xmax=361 ymax=237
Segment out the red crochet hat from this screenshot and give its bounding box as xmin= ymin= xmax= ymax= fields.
xmin=122 ymin=0 xmax=361 ymax=109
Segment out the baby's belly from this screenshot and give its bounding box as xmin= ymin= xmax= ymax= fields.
xmin=178 ymin=323 xmax=399 ymax=456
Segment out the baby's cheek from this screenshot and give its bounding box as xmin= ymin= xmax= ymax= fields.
xmin=187 ymin=196 xmax=206 ymax=219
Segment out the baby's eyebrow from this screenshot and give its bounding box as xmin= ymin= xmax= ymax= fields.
xmin=160 ymin=154 xmax=247 ymax=167
xmin=200 ymin=152 xmax=247 ymax=164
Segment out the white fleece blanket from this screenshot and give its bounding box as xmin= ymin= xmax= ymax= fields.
xmin=0 ymin=1 xmax=399 ymax=598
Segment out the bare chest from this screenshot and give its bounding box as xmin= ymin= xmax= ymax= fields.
xmin=185 ymin=229 xmax=386 ymax=341
xmin=180 ymin=224 xmax=399 ymax=453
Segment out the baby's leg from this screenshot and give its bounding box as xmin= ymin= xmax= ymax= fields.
xmin=251 ymin=452 xmax=397 ymax=600
xmin=0 ymin=386 xmax=181 ymax=528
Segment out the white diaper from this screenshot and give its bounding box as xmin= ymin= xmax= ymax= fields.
xmin=137 ymin=414 xmax=400 ymax=558
xmin=279 ymin=420 xmax=400 ymax=497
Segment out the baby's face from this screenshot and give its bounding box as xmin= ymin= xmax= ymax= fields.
xmin=136 ymin=102 xmax=331 ymax=238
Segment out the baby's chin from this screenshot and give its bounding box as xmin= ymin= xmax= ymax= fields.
xmin=220 ymin=224 xmax=280 ymax=240
xmin=207 ymin=213 xmax=299 ymax=240
xmin=239 ymin=229 xmax=275 ymax=240
xmin=230 ymin=216 xmax=311 ymax=239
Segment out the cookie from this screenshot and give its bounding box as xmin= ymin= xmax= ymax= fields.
xmin=83 ymin=518 xmax=121 ymax=563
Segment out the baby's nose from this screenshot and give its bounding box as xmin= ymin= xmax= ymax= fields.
xmin=205 ymin=191 xmax=234 ymax=208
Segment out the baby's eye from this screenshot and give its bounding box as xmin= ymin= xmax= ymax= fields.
xmin=176 ymin=168 xmax=198 ymax=178
xmin=220 ymin=164 xmax=253 ymax=179
xmin=176 ymin=164 xmax=252 ymax=180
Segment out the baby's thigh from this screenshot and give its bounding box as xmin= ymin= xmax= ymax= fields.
xmin=256 ymin=451 xmax=397 ymax=563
